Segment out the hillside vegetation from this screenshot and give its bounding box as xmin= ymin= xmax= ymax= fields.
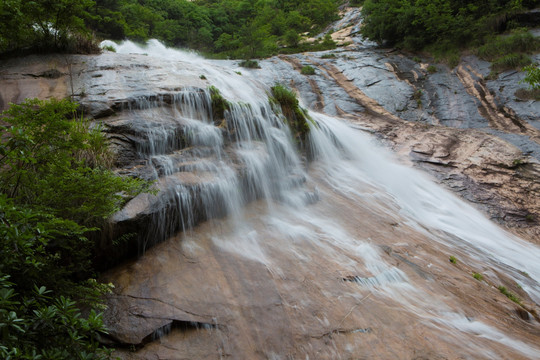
xmin=0 ymin=0 xmax=341 ymax=58
xmin=360 ymin=0 xmax=540 ymax=63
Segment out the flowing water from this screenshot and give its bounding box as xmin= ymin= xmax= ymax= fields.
xmin=100 ymin=40 xmax=540 ymax=359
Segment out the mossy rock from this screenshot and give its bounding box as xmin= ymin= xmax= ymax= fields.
xmin=270 ymin=84 xmax=315 ymax=144
xmin=208 ymin=86 xmax=231 ymax=125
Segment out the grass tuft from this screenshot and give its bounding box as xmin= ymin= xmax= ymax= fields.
xmin=498 ymin=286 xmax=522 ymax=305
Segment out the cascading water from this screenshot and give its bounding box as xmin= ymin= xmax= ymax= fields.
xmin=99 ymin=40 xmax=540 ymax=359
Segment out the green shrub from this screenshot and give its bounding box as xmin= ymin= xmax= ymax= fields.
xmin=521 ymin=64 xmax=540 ymax=90
xmin=492 ymin=53 xmax=532 ymax=72
xmin=101 ymin=44 xmax=116 ymax=52
xmin=238 ymin=59 xmax=261 ymax=69
xmin=427 ymin=65 xmax=437 ymax=74
xmin=449 ymin=256 xmax=457 ymax=264
xmin=0 ymin=275 xmax=111 ymax=360
xmin=0 ymin=98 xmax=147 ymax=226
xmin=320 ymin=53 xmax=336 ymax=59
xmin=301 ymin=65 xmax=316 ymax=75
xmin=0 ymin=98 xmax=151 ymax=358
xmin=477 ymin=31 xmax=540 ymax=61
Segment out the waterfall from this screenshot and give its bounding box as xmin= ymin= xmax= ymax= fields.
xmin=100 ymin=40 xmax=540 ymax=359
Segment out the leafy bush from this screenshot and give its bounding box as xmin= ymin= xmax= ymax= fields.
xmin=477 ymin=31 xmax=540 ymax=61
xmin=360 ymin=0 xmax=536 ymax=56
xmin=0 ymin=98 xmax=151 ymax=358
xmin=238 ymin=59 xmax=261 ymax=69
xmin=0 ymin=98 xmax=147 ymax=226
xmin=320 ymin=53 xmax=336 ymax=59
xmin=521 ymin=64 xmax=540 ymax=90
xmin=492 ymin=53 xmax=532 ymax=72
xmin=301 ymin=65 xmax=316 ymax=75
xmin=101 ymin=44 xmax=116 ymax=52
xmin=0 ymin=197 xmax=112 ymax=359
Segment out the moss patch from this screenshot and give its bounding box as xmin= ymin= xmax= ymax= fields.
xmin=208 ymin=86 xmax=231 ymax=125
xmin=269 ymin=84 xmax=315 ymax=144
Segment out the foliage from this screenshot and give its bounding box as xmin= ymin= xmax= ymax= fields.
xmin=238 ymin=59 xmax=261 ymax=69
xmin=491 ymin=53 xmax=532 ymax=72
xmin=0 ymin=98 xmax=149 ymax=358
xmin=0 ymin=0 xmax=99 ymax=54
xmin=270 ymin=84 xmax=315 ymax=143
xmin=427 ymin=65 xmax=437 ymax=74
xmin=472 ymin=272 xmax=484 ymax=281
xmin=1 ymin=0 xmax=340 ymax=58
xmin=320 ymin=53 xmax=336 ymax=59
xmin=208 ymin=86 xmax=231 ymax=122
xmin=0 ymin=276 xmax=111 ymax=360
xmin=498 ymin=285 xmax=522 ymax=305
xmin=521 ymin=64 xmax=540 ymax=90
xmin=101 ymin=44 xmax=116 ymax=52
xmin=301 ymin=65 xmax=316 ymax=75
xmin=477 ymin=30 xmax=540 ymax=61
xmin=360 ymin=0 xmax=536 ymax=57
xmin=449 ymin=255 xmax=457 ymax=264
xmin=89 ymin=0 xmax=340 ymax=58
xmin=0 ymin=98 xmax=148 ymax=226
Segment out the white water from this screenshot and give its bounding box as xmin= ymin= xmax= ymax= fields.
xmin=102 ymin=40 xmax=540 ymax=357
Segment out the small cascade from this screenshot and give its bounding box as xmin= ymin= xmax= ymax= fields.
xmin=102 ymin=69 xmax=312 ymax=261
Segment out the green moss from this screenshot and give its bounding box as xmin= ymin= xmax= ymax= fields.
xmin=270 ymin=84 xmax=315 ymax=143
xmin=449 ymin=256 xmax=457 ymax=264
xmin=208 ymin=86 xmax=231 ymax=123
xmin=472 ymin=272 xmax=483 ymax=281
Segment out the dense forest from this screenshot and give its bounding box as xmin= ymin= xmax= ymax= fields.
xmin=360 ymin=0 xmax=540 ymax=61
xmin=0 ymin=0 xmax=341 ymax=58
xmin=1 ymin=0 xmax=539 ymax=59
xmin=1 ymin=0 xmax=539 ymax=358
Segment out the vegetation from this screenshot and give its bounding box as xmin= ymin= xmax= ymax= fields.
xmin=320 ymin=53 xmax=337 ymax=59
xmin=427 ymin=65 xmax=437 ymax=74
xmin=521 ymin=64 xmax=540 ymax=90
xmin=0 ymin=0 xmax=99 ymax=54
xmin=239 ymin=59 xmax=261 ymax=69
xmin=301 ymin=65 xmax=316 ymax=75
xmin=473 ymin=272 xmax=484 ymax=281
xmin=498 ymin=285 xmax=522 ymax=305
xmin=0 ymin=99 xmax=149 ymax=358
xmin=1 ymin=0 xmax=341 ymax=58
xmin=209 ymin=86 xmax=231 ymax=123
xmin=270 ymin=84 xmax=314 ymax=143
xmin=449 ymin=255 xmax=457 ymax=264
xmin=360 ymin=0 xmax=538 ymax=64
